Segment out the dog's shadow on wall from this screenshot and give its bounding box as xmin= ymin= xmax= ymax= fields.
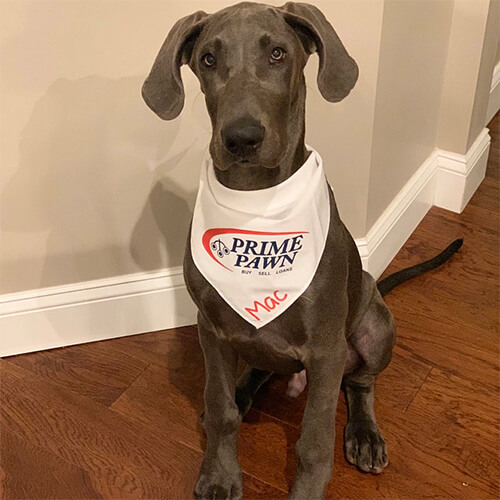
xmin=129 ymin=156 xmax=196 ymax=273
xmin=1 ymin=74 xmax=195 ymax=290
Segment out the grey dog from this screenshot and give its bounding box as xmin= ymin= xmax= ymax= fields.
xmin=142 ymin=2 xmax=462 ymax=498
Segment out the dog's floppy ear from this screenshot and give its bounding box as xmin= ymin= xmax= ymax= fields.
xmin=278 ymin=2 xmax=358 ymax=102
xmin=142 ymin=11 xmax=209 ymax=120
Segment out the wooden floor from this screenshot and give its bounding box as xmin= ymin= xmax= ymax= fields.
xmin=1 ymin=114 xmax=499 ymax=499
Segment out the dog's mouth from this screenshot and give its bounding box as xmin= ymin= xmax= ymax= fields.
xmin=215 ymin=157 xmax=281 ymax=171
xmin=210 ymin=133 xmax=284 ymax=172
xmin=211 ymin=150 xmax=274 ymax=170
xmin=236 ymin=158 xmax=276 ymax=168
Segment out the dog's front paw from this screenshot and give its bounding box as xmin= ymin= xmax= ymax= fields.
xmin=194 ymin=462 xmax=242 ymax=500
xmin=344 ymin=421 xmax=389 ymax=474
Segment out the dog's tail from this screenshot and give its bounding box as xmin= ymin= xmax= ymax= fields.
xmin=377 ymin=238 xmax=463 ymax=297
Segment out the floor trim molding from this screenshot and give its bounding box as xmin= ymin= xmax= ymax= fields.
xmin=356 ymin=148 xmax=438 ymax=279
xmin=0 ymin=128 xmax=491 ymax=356
xmin=434 ymin=129 xmax=491 ymax=213
xmin=0 ymin=267 xmax=197 ymax=357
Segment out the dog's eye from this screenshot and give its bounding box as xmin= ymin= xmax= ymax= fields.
xmin=270 ymin=47 xmax=286 ymax=63
xmin=202 ymin=53 xmax=216 ymax=67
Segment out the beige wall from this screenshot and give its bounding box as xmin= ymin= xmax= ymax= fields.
xmin=367 ymin=0 xmax=455 ymax=229
xmin=437 ymin=0 xmax=498 ymax=154
xmin=1 ymin=0 xmax=498 ymax=295
xmin=0 ymin=0 xmax=382 ymax=293
xmin=304 ymin=1 xmax=384 ymax=239
xmin=468 ymin=0 xmax=500 ymax=148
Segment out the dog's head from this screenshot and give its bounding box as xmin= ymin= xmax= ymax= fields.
xmin=142 ymin=2 xmax=358 ymax=173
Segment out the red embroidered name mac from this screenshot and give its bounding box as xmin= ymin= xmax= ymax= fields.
xmin=245 ymin=291 xmax=288 ymax=321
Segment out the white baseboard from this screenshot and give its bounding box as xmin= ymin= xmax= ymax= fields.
xmin=0 ymin=128 xmax=491 ymax=357
xmin=434 ymin=129 xmax=491 ymax=213
xmin=356 ymin=150 xmax=437 ymax=279
xmin=0 ymin=268 xmax=197 ymax=357
xmin=359 ymin=128 xmax=491 ymax=279
xmin=486 ymin=60 xmax=500 ymax=124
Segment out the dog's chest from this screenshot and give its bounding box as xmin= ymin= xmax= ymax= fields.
xmin=185 ymin=250 xmax=337 ymax=373
xmin=215 ymin=310 xmax=313 ymax=373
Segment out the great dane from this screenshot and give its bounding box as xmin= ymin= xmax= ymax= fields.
xmin=142 ymin=3 xmax=462 ymax=498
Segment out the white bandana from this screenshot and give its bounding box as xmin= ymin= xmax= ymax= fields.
xmin=191 ymin=147 xmax=330 ymax=328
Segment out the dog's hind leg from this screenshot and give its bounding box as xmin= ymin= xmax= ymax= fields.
xmin=343 ymin=373 xmax=388 ymax=473
xmin=200 ymin=366 xmax=270 ymax=425
xmin=235 ymin=367 xmax=272 ymax=417
xmin=235 ymin=367 xmax=307 ymax=419
xmin=343 ymin=274 xmax=395 ymax=474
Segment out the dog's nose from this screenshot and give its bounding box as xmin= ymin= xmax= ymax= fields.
xmin=221 ymin=118 xmax=265 ymax=156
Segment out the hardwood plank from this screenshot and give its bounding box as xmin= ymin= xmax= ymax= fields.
xmin=0 ymin=357 xmax=33 ymax=386
xmin=388 ymin=299 xmax=499 ymax=393
xmin=241 ymin=475 xmax=286 ymax=500
xmin=372 ymin=367 xmax=500 ymax=499
xmin=110 ymin=326 xmax=200 ymax=370
xmin=4 ymin=340 xmax=149 ymax=407
xmin=111 ymin=363 xmax=205 ymax=450
xmin=1 ymin=374 xmax=203 ymax=499
xmin=110 ymin=362 xmax=294 ymax=493
xmin=375 ymin=345 xmax=433 ymax=410
xmin=406 ymin=368 xmax=499 ymax=456
xmin=468 ymin=176 xmax=499 ymax=211
xmin=1 ymin=429 xmax=100 ymax=499
xmin=486 ymin=113 xmax=499 ymax=180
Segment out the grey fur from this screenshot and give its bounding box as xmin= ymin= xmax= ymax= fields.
xmin=143 ymin=3 xmax=394 ymax=499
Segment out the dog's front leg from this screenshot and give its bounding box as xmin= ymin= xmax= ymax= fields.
xmin=290 ymin=336 xmax=347 ymax=500
xmin=195 ymin=315 xmax=242 ymax=500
